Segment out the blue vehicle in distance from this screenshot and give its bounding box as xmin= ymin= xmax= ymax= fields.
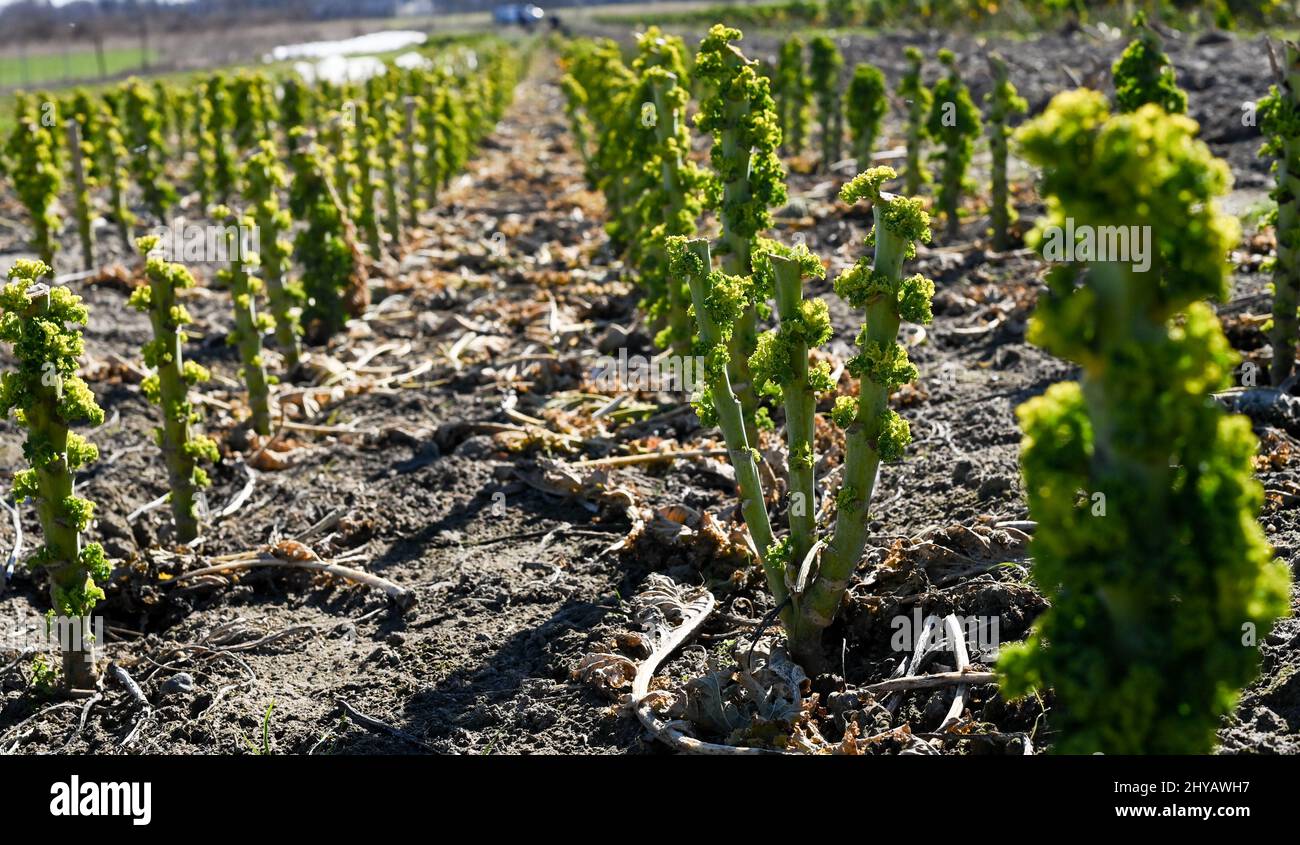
xmin=493 ymin=4 xmax=545 ymax=28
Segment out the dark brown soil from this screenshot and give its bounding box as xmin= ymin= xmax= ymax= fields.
xmin=0 ymin=27 xmax=1297 ymax=755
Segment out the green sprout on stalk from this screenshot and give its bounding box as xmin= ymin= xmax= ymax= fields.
xmin=985 ymin=53 xmax=1027 ymax=251
xmin=0 ymin=260 xmax=108 ymax=689
xmin=926 ymin=49 xmax=982 ymax=240
xmin=19 ymin=91 xmax=66 ymax=171
xmin=130 ymin=237 xmax=219 ymax=543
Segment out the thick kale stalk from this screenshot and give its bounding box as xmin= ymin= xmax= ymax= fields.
xmin=0 ymin=261 xmax=108 ymax=689
xmin=751 ymin=246 xmax=832 ymax=576
xmin=668 ymin=237 xmax=779 ymax=601
xmin=99 ymin=102 xmax=136 ymax=246
xmin=152 ymin=80 xmax=177 ymax=157
xmin=213 ymin=205 xmax=272 ymax=436
xmin=926 ymin=50 xmax=982 ymax=240
xmin=372 ymin=82 xmax=405 ymax=251
xmin=846 ymin=62 xmax=887 ymax=166
xmin=1262 ymin=40 xmax=1300 ymax=385
xmin=999 ymin=90 xmax=1290 ymax=753
xmin=984 ymin=53 xmax=1027 ymax=252
xmin=463 ymin=73 xmax=488 ymax=141
xmin=324 ymin=99 xmax=359 ymax=216
xmin=288 ymin=130 xmax=368 ymax=345
xmin=634 ymin=29 xmax=702 ymax=354
xmin=245 ymin=140 xmax=303 ymax=370
xmin=168 ymin=83 xmax=194 ymax=160
xmin=65 ymin=117 xmax=95 ymax=271
xmin=279 ymin=76 xmax=311 ymax=146
xmin=808 ymin=35 xmax=844 ymax=172
xmin=898 ymin=47 xmax=932 ymax=196
xmin=403 ymin=94 xmax=426 ymax=228
xmin=694 ymin=25 xmax=788 ymax=445
xmin=669 ymin=165 xmax=933 ymax=671
xmin=774 ymin=36 xmax=811 ymax=157
xmin=130 ymin=237 xmax=219 ymax=543
xmin=559 ymin=73 xmax=594 ymax=184
xmin=122 ymin=79 xmax=177 ymax=219
xmin=192 ymin=90 xmax=216 ymax=208
xmin=788 ymin=167 xmax=932 ymax=666
xmin=355 ymin=101 xmax=385 ymax=258
xmin=1112 ymin=12 xmax=1187 ymax=115
xmin=5 ymin=110 xmax=62 ymax=270
xmin=646 ymin=68 xmax=706 ymax=354
xmin=624 ymin=29 xmax=692 ymax=290
xmin=231 ymin=71 xmax=272 ymax=150
xmin=560 ymin=33 xmax=698 ymax=353
xmin=65 ymin=91 xmax=104 ymax=256
xmin=565 ymin=39 xmax=639 ymax=252
xmin=204 ymin=74 xmax=237 ymax=198
xmin=439 ymin=81 xmax=471 ymax=188
xmin=67 ymin=90 xmax=102 ymax=187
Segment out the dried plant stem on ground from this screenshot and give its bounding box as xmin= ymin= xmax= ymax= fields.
xmin=174 ymin=549 xmax=415 ymax=610
xmin=628 ymin=575 xmax=778 ymax=754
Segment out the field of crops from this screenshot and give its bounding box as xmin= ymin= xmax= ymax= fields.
xmin=0 ymin=46 xmax=155 ymax=90
xmin=0 ymin=2 xmax=1298 ymax=781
